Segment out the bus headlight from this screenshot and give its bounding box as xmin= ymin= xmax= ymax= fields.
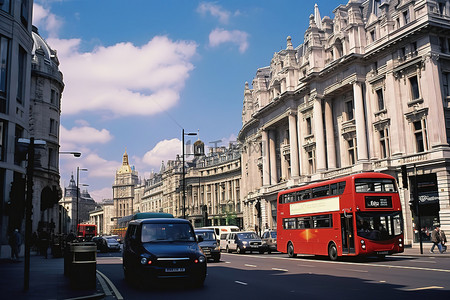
xmin=360 ymin=239 xmax=366 ymax=250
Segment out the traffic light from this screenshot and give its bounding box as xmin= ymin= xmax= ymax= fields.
xmin=401 ymin=165 xmax=408 ymax=189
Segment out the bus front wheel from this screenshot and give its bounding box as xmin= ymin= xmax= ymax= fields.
xmin=287 ymin=242 xmax=297 ymax=258
xmin=328 ymin=243 xmax=338 ymax=261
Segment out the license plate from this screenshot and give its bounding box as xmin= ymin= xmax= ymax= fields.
xmin=377 ymin=251 xmax=388 ymax=255
xmin=165 ymin=268 xmax=185 ymax=273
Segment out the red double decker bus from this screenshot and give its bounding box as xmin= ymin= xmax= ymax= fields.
xmin=277 ymin=172 xmax=404 ymax=260
xmin=77 ymin=224 xmax=97 ymax=241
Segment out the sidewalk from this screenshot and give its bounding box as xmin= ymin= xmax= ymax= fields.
xmin=0 ymin=246 xmax=447 ymax=300
xmin=0 ymin=252 xmax=105 ymax=300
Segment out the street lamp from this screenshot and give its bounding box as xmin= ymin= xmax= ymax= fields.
xmin=182 ymin=129 xmax=197 ymax=219
xmin=60 ymin=151 xmax=81 ymax=157
xmin=76 ymin=167 xmax=88 ymax=232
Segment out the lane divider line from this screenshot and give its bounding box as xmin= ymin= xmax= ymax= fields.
xmin=96 ymin=270 xmax=124 ymax=300
xmin=235 ymin=281 xmax=248 ymax=285
xmin=96 ymin=273 xmax=112 ymax=296
xmin=405 ymin=286 xmax=444 ymax=291
xmin=272 ymin=268 xmax=289 ymax=272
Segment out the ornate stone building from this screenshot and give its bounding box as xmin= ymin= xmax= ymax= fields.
xmin=116 ymin=142 xmax=242 ymax=229
xmin=238 ymin=0 xmax=450 ymax=246
xmin=113 ymin=150 xmax=139 ymax=219
xmin=89 ymin=199 xmax=115 ymax=235
xmin=30 ymin=26 xmax=64 ymax=235
xmin=60 ymin=175 xmax=96 ymax=232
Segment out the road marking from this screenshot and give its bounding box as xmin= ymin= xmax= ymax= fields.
xmin=221 ymin=253 xmax=450 ymax=273
xmin=379 ymin=281 xmax=386 ymax=283
xmin=347 ymin=269 xmax=368 ymax=273
xmin=96 ymin=273 xmax=112 ymax=296
xmin=245 ymin=264 xmax=257 ymax=267
xmin=405 ymin=286 xmax=444 ymax=291
xmin=97 ymin=270 xmax=124 ymax=300
xmin=235 ymin=280 xmax=248 ymax=286
xmin=272 ymin=267 xmax=288 ymax=272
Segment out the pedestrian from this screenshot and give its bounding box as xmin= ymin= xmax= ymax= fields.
xmin=440 ymin=229 xmax=447 ymax=253
xmin=430 ymin=226 xmax=443 ymax=254
xmin=8 ymin=229 xmax=22 ymax=261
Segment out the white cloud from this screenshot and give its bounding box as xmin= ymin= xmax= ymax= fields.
xmin=60 ymin=125 xmax=113 ymax=145
xmin=141 ymin=139 xmax=182 ymax=169
xmin=45 ymin=35 xmax=197 ymax=117
xmin=209 ymin=28 xmax=249 ymax=53
xmin=32 ymin=3 xmax=63 ymax=38
xmin=197 ymin=2 xmax=231 ymax=24
xmin=89 ymin=187 xmax=113 ymax=202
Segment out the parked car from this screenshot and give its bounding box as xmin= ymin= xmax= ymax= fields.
xmin=195 ymin=229 xmax=221 ymax=262
xmin=261 ymin=230 xmax=277 ymax=253
xmin=122 ymin=218 xmax=207 ymax=287
xmin=225 ymin=231 xmax=267 ymax=254
xmin=94 ymin=236 xmax=121 ymax=253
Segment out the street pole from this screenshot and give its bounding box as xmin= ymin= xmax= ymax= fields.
xmin=182 ymin=129 xmax=185 ymax=219
xmin=76 ymin=167 xmax=88 ymax=233
xmin=76 ymin=167 xmax=79 ymax=232
xmin=413 ymin=164 xmax=423 ymax=254
xmin=24 ymin=137 xmax=34 ymax=291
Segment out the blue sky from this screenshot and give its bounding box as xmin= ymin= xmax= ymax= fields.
xmin=32 ymin=0 xmax=342 ymax=201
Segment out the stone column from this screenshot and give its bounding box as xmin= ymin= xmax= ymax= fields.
xmin=325 ymin=99 xmax=336 ymax=169
xmin=288 ymin=112 xmax=300 ymax=177
xmin=353 ymin=81 xmax=368 ymax=161
xmin=261 ymin=130 xmax=270 ymax=186
xmin=313 ymin=97 xmax=326 ymax=171
xmin=269 ymin=130 xmax=278 ymax=184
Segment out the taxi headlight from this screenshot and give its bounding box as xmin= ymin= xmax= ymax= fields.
xmin=198 ymin=256 xmax=206 ymax=263
xmin=243 ymin=241 xmax=248 ymax=245
xmin=140 ymin=257 xmax=148 ymax=265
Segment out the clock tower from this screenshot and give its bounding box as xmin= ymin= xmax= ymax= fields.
xmin=113 ymin=150 xmax=139 ymax=220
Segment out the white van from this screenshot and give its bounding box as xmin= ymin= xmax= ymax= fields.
xmin=200 ymin=226 xmax=239 ymax=249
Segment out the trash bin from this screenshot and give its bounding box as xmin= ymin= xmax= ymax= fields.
xmin=68 ymin=242 xmax=97 ymax=289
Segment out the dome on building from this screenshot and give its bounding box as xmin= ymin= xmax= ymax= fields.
xmin=31 ymin=26 xmax=59 ymax=65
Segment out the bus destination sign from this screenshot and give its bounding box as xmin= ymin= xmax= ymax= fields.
xmin=365 ymin=196 xmax=392 ymax=208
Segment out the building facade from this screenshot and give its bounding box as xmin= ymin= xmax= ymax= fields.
xmin=111 ymin=143 xmax=242 ymax=230
xmin=238 ymin=0 xmax=450 ymax=246
xmin=1 ymin=1 xmax=40 ymax=258
xmin=89 ymin=199 xmax=114 ymax=235
xmin=59 ymin=175 xmax=96 ymax=232
xmin=29 ymin=26 xmax=64 ymax=236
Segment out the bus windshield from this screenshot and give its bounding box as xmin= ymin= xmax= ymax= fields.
xmin=356 ymin=212 xmax=403 ymax=241
xmin=355 ymin=178 xmax=397 ymax=193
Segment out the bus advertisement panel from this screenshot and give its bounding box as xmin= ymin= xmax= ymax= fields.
xmin=277 ymin=172 xmax=404 ymax=260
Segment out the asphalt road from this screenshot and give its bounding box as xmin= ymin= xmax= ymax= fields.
xmin=96 ymin=251 xmax=450 ymax=299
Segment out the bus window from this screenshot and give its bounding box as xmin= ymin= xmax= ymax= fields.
xmin=312 ymin=214 xmax=333 ymax=228
xmin=283 ymin=218 xmax=297 ymax=229
xmin=297 ymin=216 xmax=312 ymax=229
xmin=355 ymin=178 xmax=397 ymax=193
xmin=312 ymin=185 xmax=329 ymax=198
xmin=299 ymin=189 xmax=311 ymax=200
